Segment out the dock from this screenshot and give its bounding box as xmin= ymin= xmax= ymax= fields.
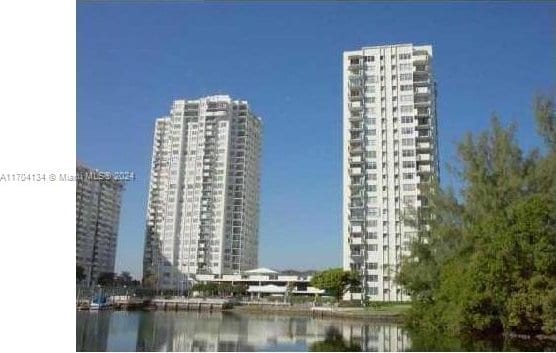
xmin=150 ymin=298 xmax=233 ymax=311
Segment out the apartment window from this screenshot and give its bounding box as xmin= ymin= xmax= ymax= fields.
xmin=401 ymin=95 xmax=413 ymax=102
xmin=368 ymin=75 xmax=377 ymax=83
xmin=365 ymin=56 xmax=375 ymax=62
xmin=403 ymin=183 xmax=416 ymax=191
xmin=368 ymin=220 xmax=378 ymax=227
xmin=402 ymin=127 xmax=414 ymax=135
xmin=401 ymin=105 xmax=413 ymax=113
xmin=367 ymin=151 xmax=377 ymax=159
xmin=368 ymin=196 xmax=378 ymax=204
xmin=402 ymin=138 xmax=414 ymax=146
xmin=369 ymin=287 xmax=379 ymax=295
xmin=399 ymin=53 xmax=411 ymax=60
xmin=367 ymin=275 xmax=379 ymax=282
xmin=403 ymin=173 xmax=414 ymax=179
xmin=368 ymin=129 xmax=377 ymax=136
xmin=367 ymin=185 xmax=377 ymax=192
xmin=402 ymin=149 xmax=415 ymax=157
xmin=403 ymin=195 xmax=416 ymax=205
xmin=367 ymin=232 xmax=378 ymax=239
xmin=400 ymin=63 xmax=412 ymax=71
xmin=401 ymin=116 xmax=414 ymax=124
xmin=368 ymin=262 xmax=378 ymax=269
xmin=403 ymin=161 xmax=416 ymax=168
xmin=368 ymin=207 xmax=379 ymax=217
xmin=368 ymin=244 xmax=378 ymax=251
xmin=400 ymin=73 xmax=413 ymax=81
xmin=368 ymin=161 xmax=377 ymax=169
xmin=367 ymin=118 xmax=377 ymax=125
xmin=401 ymin=84 xmax=413 ymax=91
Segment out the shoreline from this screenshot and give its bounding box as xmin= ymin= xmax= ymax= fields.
xmin=228 ymin=304 xmax=407 ymax=323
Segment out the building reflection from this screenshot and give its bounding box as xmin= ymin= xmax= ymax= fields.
xmin=135 ymin=311 xmax=410 ymax=352
xmin=76 ymin=311 xmax=111 ymax=351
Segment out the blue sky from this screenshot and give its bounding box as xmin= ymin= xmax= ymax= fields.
xmin=77 ymin=1 xmax=555 ymax=279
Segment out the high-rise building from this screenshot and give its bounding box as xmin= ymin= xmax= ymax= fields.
xmin=343 ymin=44 xmax=439 ymax=301
xmin=143 ymin=95 xmax=262 ymax=290
xmin=76 ymin=163 xmax=124 ymax=286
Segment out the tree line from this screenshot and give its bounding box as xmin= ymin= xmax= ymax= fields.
xmin=398 ymin=95 xmax=556 ymax=337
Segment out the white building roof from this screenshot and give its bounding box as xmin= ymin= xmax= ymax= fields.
xmin=247 ymin=284 xmax=286 ymax=294
xmin=243 ymin=267 xmax=278 ymax=274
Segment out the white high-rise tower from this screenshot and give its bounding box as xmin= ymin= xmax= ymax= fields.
xmin=143 ymin=95 xmax=262 ymax=290
xmin=343 ymin=44 xmax=439 ymax=301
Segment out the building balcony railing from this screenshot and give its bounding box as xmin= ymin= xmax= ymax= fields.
xmin=348 ymin=103 xmax=363 ymax=111
xmin=417 ymin=154 xmax=431 ymax=162
xmin=349 ymin=168 xmax=362 ymax=176
xmin=413 ymin=78 xmax=431 ymax=86
xmin=414 ymin=86 xmax=430 ymax=95
xmin=414 ymin=99 xmax=431 ymax=106
xmin=349 ymin=80 xmax=363 ymax=89
xmin=418 ymin=165 xmax=432 ymax=173
xmin=413 ymin=54 xmax=429 ymax=63
xmin=350 ymin=237 xmax=363 ymax=245
xmin=349 ymin=155 xmax=363 ymax=164
xmin=417 ymin=142 xmax=432 ymax=150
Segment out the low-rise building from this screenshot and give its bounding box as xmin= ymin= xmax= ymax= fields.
xmin=194 ymin=268 xmax=324 ymax=298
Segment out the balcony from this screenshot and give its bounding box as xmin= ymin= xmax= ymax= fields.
xmin=350 ymin=237 xmax=363 ymax=245
xmin=416 ymin=117 xmax=430 ymax=129
xmin=350 ymin=124 xmax=363 ymax=132
xmin=418 ymin=164 xmax=432 ymax=173
xmin=417 ymin=154 xmax=431 ymax=162
xmin=349 ymin=167 xmax=362 ymax=176
xmin=349 ymin=146 xmax=363 ymax=155
xmin=349 ymin=155 xmax=362 ymax=164
xmin=417 ymin=142 xmax=431 ymax=150
xmin=348 ymin=60 xmax=362 ymax=70
xmin=349 ymin=78 xmax=363 ymax=89
xmin=349 ymin=102 xmax=363 ymax=112
xmin=413 ymin=54 xmax=429 ymax=63
xmin=414 ymin=100 xmax=431 ymax=107
xmin=414 ymin=86 xmax=430 ymax=95
xmin=349 ymin=93 xmax=363 ymax=101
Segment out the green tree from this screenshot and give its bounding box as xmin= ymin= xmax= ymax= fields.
xmin=142 ymin=274 xmax=158 ymax=289
xmin=97 ymin=272 xmax=116 ymax=286
xmin=76 ymin=265 xmax=86 ymax=283
xmin=310 ymin=268 xmax=361 ymax=301
xmin=398 ymin=95 xmax=556 ymax=336
xmin=231 ymin=283 xmax=248 ymax=296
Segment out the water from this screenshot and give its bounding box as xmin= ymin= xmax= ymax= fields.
xmin=77 ymin=311 xmax=409 ymax=351
xmin=77 ymin=311 xmax=556 ymax=351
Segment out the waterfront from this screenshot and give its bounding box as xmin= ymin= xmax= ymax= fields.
xmin=76 ymin=310 xmax=556 ymax=352
xmin=77 ymin=311 xmax=410 ymax=351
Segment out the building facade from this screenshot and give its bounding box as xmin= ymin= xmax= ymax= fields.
xmin=143 ymin=95 xmax=262 ymax=289
xmin=76 ymin=163 xmax=124 ymax=286
xmin=343 ymin=44 xmax=439 ymax=301
xmin=194 ymin=268 xmax=325 ymax=298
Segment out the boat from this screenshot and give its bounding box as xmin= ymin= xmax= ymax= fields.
xmin=90 ymin=294 xmax=111 ymax=310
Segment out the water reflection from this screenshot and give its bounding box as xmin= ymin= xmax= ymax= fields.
xmin=77 ymin=311 xmax=409 ymax=352
xmin=76 ymin=311 xmax=111 ymax=351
